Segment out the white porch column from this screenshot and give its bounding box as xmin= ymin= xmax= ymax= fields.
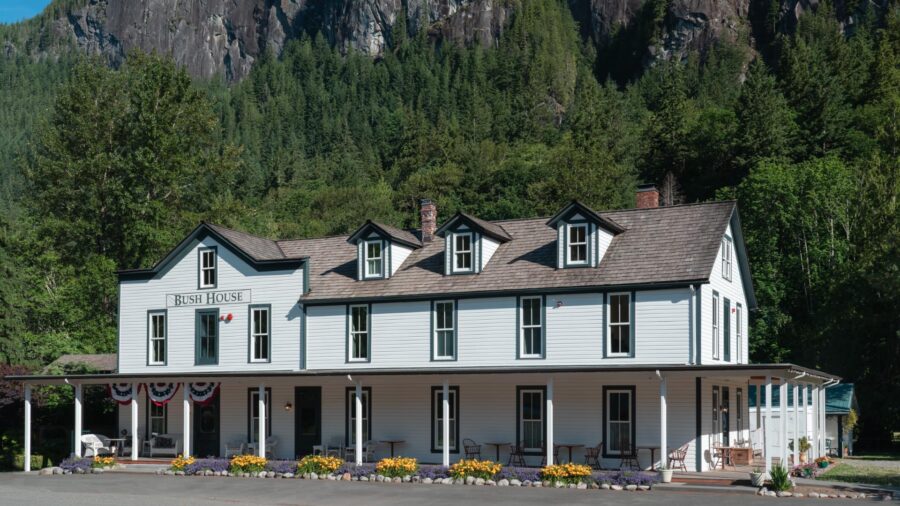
xmin=546 ymin=377 xmax=554 ymax=466
xmin=74 ymin=383 xmax=83 ymax=457
xmin=355 ymin=382 xmax=363 ymax=465
xmin=811 ymin=384 xmax=819 ymax=460
xmin=764 ymin=376 xmax=772 ymax=475
xmin=24 ymin=384 xmax=31 ymax=472
xmin=659 ymin=375 xmax=667 ymax=470
xmin=131 ymin=383 xmax=139 ymax=461
xmin=792 ymin=382 xmax=799 ymax=467
xmin=780 ymin=380 xmax=788 ymax=467
xmin=258 ymin=383 xmax=266 ymax=458
xmin=442 ymin=380 xmax=450 ymax=467
xmin=800 ymin=384 xmax=808 ymax=461
xmin=183 ymin=385 xmax=191 ymax=457
xmin=819 ymin=386 xmax=827 ymax=456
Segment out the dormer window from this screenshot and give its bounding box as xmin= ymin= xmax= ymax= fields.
xmin=721 ymin=237 xmax=733 ymax=281
xmin=199 ymin=247 xmax=217 ymax=288
xmin=365 ymin=240 xmax=383 ymax=278
xmin=453 ymin=233 xmax=473 ymax=272
xmin=567 ymin=224 xmax=588 ymax=265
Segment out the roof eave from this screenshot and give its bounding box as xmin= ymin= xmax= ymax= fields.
xmin=545 ymin=200 xmax=626 ymax=234
xmin=435 ymin=212 xmax=512 ymax=243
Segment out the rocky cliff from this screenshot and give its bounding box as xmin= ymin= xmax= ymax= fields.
xmin=4 ymin=0 xmax=885 ymax=81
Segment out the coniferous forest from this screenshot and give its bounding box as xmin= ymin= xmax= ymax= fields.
xmin=0 ymin=0 xmax=898 ymax=448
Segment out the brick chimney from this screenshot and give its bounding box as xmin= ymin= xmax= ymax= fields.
xmin=636 ymin=184 xmax=659 ymax=209
xmin=420 ymin=199 xmax=437 ymax=242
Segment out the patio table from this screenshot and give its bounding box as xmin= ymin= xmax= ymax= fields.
xmin=106 ymin=438 xmax=127 ymax=457
xmin=635 ymin=445 xmax=659 ymax=471
xmin=555 ymin=443 xmax=583 ymax=463
xmin=483 ymin=442 xmax=509 ymax=462
xmin=379 ymin=440 xmax=405 ymax=457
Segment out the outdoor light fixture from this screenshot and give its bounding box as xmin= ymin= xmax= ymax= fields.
xmin=284 ymin=402 xmax=293 ymax=412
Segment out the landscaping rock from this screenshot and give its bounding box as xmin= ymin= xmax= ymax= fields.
xmin=465 ymin=476 xmax=476 ymax=485
xmin=442 ymin=478 xmax=453 ymax=485
xmin=164 ymin=470 xmax=174 ymax=476
xmin=638 ymin=485 xmax=651 ymax=491
xmin=422 ymin=477 xmax=432 ymax=484
xmin=257 ymin=472 xmax=267 ymax=479
xmin=402 ymin=475 xmax=411 ymax=483
xmin=776 ymin=491 xmax=792 ymax=497
xmin=625 ymin=484 xmax=637 ymax=491
xmin=523 ymin=480 xmax=532 ymax=486
xmin=75 ymin=468 xmax=85 ymax=474
xmin=174 ymin=470 xmax=184 ymax=476
xmin=327 ymin=474 xmax=336 ymax=480
xmin=454 ymin=477 xmax=465 ymax=485
xmin=39 ymin=468 xmax=53 ymax=475
xmin=567 ymin=483 xmax=576 ymax=489
xmin=794 ymin=493 xmax=804 ymax=498
xmin=611 ymin=484 xmax=623 ymax=491
xmin=267 ymin=471 xmax=276 ymax=478
xmin=541 ymin=480 xmax=551 ymax=487
xmin=412 ymin=476 xmax=419 ymax=483
xmin=283 ymin=473 xmax=294 ymax=478
xmin=392 ymin=477 xmax=402 ymax=483
xmin=809 ymin=492 xmax=820 ymax=498
xmin=766 ymin=491 xmax=777 ymax=497
xmin=475 ymin=478 xmax=486 ymax=486
xmin=486 ymin=480 xmax=496 ymax=486
xmin=839 ymin=494 xmax=848 ymax=499
xmin=64 ymin=470 xmax=72 ymax=475
xmin=310 ymin=472 xmax=318 ymax=480
xmin=509 ymin=479 xmax=520 ymax=486
xmin=498 ymin=478 xmax=510 ymax=487
xmin=375 ymin=474 xmax=384 ymax=482
xmin=359 ymin=476 xmax=368 ymax=482
xmin=601 ymin=483 xmax=610 ymax=490
xmin=531 ymin=481 xmax=540 ymax=488
xmin=577 ymin=483 xmax=588 ymax=490
xmin=342 ymin=472 xmax=351 ymax=481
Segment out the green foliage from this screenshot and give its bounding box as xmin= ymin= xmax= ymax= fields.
xmin=769 ymin=463 xmax=792 ymax=491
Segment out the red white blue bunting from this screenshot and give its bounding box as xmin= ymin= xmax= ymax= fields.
xmin=145 ymin=382 xmax=180 ymax=406
xmin=108 ymin=383 xmax=136 ymax=405
xmin=188 ymin=382 xmax=220 ymax=406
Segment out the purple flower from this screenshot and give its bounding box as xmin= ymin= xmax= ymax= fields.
xmin=59 ymin=456 xmax=92 ymax=472
xmin=184 ymin=458 xmax=230 ymax=475
xmin=337 ymin=463 xmax=375 ymax=478
xmin=266 ymin=460 xmax=299 ymax=474
xmin=592 ymin=470 xmax=659 ymax=486
xmin=496 ymin=467 xmax=541 ymax=482
xmin=417 ymin=465 xmax=449 ymax=480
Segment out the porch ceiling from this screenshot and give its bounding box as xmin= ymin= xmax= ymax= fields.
xmin=5 ymin=362 xmax=839 ymax=385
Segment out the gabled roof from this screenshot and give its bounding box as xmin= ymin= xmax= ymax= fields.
xmin=825 ymin=383 xmax=855 ymax=415
xmin=545 ymin=200 xmax=626 ymax=234
xmin=346 ymin=220 xmax=422 ymax=249
xmin=278 ymin=201 xmax=738 ymax=303
xmin=43 ymin=354 xmax=117 ymax=373
xmin=435 ymin=212 xmax=512 ymax=242
xmin=117 ymin=222 xmax=306 ymax=280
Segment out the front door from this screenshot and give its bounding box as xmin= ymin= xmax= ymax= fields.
xmin=194 ymin=396 xmax=220 ymax=457
xmin=294 ymin=387 xmax=321 ymax=458
xmin=721 ymin=387 xmax=731 ymax=446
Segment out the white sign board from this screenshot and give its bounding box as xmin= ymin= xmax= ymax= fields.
xmin=166 ymin=289 xmax=252 ymax=308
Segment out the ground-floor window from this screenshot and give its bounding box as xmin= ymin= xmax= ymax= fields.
xmin=431 ymin=386 xmax=459 ymax=453
xmin=737 ymin=387 xmax=744 ymax=434
xmin=604 ymin=386 xmax=635 ymax=457
xmin=146 ymin=399 xmax=167 ymax=437
xmin=345 ymin=387 xmax=372 ymax=445
xmin=248 ymin=388 xmax=272 ymax=444
xmin=516 ymin=386 xmax=545 ymax=453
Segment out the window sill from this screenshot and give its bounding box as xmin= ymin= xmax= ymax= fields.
xmin=147 ymin=362 xmax=166 ymax=367
xmin=347 ymin=359 xmax=371 ymax=363
xmin=517 ymin=355 xmax=544 ymax=360
xmin=432 ymin=356 xmax=457 ymax=362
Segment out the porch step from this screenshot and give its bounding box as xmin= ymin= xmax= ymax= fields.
xmin=655 ymin=482 xmax=759 ymax=495
xmin=114 ymin=463 xmax=170 ymax=473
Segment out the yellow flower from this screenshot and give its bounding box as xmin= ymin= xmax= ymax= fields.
xmin=449 ymin=459 xmax=502 ymax=480
xmin=541 ymin=463 xmax=592 ymax=484
xmin=169 ymin=454 xmax=195 ymax=471
xmin=229 ymin=454 xmax=267 ymax=473
xmin=297 ymin=455 xmax=343 ymax=474
xmin=376 ymin=457 xmax=419 ymax=478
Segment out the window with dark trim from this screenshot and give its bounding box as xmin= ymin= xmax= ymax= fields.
xmin=146 ymin=399 xmax=167 ymax=437
xmin=453 ymin=233 xmax=473 ymax=272
xmin=433 ymin=301 xmax=456 ymax=360
xmin=737 ymin=388 xmax=744 ymax=434
xmin=519 ymin=296 xmax=543 ymax=358
xmin=249 ymin=305 xmax=271 ymax=363
xmin=248 ymin=388 xmax=271 ymax=444
xmin=712 ymin=292 xmax=720 ymax=360
xmin=516 ymin=386 xmax=545 ymax=453
xmin=148 ymin=310 xmax=166 ymax=365
xmin=721 ymin=237 xmax=733 ymax=281
xmin=364 ymin=240 xmax=383 ymax=278
xmin=712 ymin=385 xmax=720 ymax=441
xmin=348 ymin=305 xmax=370 ymax=362
xmin=604 ymin=386 xmax=635 ymax=457
xmin=608 ymin=293 xmax=632 ymax=356
xmin=723 ymin=298 xmax=731 ymax=362
xmin=199 ymin=247 xmax=217 ymax=288
xmin=736 ymin=304 xmax=743 ymax=363
xmin=431 ymin=386 xmax=459 ymax=453
xmin=345 ymin=387 xmax=372 ymax=446
xmin=567 ymin=223 xmax=588 ymax=265
xmin=196 ymin=309 xmax=218 ymax=365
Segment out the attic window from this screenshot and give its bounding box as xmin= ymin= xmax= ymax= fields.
xmin=199 ymin=247 xmax=217 ymax=288
xmin=453 ymin=233 xmax=473 ymax=273
xmin=721 ymin=237 xmax=733 ymax=282
xmin=567 ymin=224 xmax=588 ymax=265
xmin=364 ymin=240 xmax=383 ymax=278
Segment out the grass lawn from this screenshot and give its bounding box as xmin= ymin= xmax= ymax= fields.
xmin=820 ymin=462 xmax=900 ymax=487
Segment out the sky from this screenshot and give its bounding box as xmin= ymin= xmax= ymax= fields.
xmin=0 ymin=0 xmax=52 ymax=24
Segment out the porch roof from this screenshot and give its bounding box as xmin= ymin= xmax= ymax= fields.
xmin=5 ymin=362 xmax=839 ymax=385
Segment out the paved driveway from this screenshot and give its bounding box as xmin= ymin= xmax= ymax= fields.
xmin=0 ymin=473 xmax=864 ymax=506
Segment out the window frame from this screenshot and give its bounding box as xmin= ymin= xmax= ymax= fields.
xmin=345 ymin=386 xmax=372 ymax=446
xmin=712 ymin=291 xmax=720 ymax=360
xmin=147 ymin=309 xmax=167 ymax=366
xmin=248 ymin=304 xmax=272 ymax=363
xmin=247 ymin=387 xmax=272 ymax=444
xmin=452 ymin=232 xmax=474 ymax=273
xmin=515 ymin=385 xmax=546 ymax=455
xmin=606 ymin=292 xmax=634 ymax=358
xmin=431 ymin=300 xmax=457 ymax=361
xmin=736 ymin=387 xmax=744 ymax=434
xmin=145 ymin=398 xmax=167 ymax=438
xmin=195 ymin=308 xmax=219 ymax=365
xmin=517 ymin=295 xmax=545 ymax=359
xmin=722 ymin=237 xmax=733 ymax=282
xmin=566 ymin=223 xmax=589 ymax=266
xmin=430 ymin=386 xmax=460 ymax=453
xmin=736 ymin=303 xmax=743 ymax=363
xmin=364 ymin=239 xmax=384 ymax=279
xmin=346 ymin=304 xmax=371 ymax=363
xmin=712 ymin=385 xmax=720 ymax=439
xmin=723 ymin=297 xmax=731 ymax=362
xmin=198 ymin=246 xmax=218 ymax=289
xmin=602 ymin=385 xmax=636 ymax=458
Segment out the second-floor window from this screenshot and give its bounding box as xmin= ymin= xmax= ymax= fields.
xmin=365 ymin=240 xmax=383 ymax=278
xmin=519 ymin=296 xmax=543 ymax=358
xmin=453 ymin=233 xmax=473 ymax=272
xmin=148 ymin=310 xmax=166 ymax=365
xmin=712 ymin=293 xmax=720 ymax=359
xmin=567 ymin=223 xmax=588 ymax=264
xmin=721 ymin=237 xmax=733 ymax=281
xmin=196 ymin=309 xmax=218 ymax=365
xmin=348 ymin=305 xmax=370 ymax=362
xmin=250 ymin=306 xmax=270 ymax=363
xmin=199 ymin=247 xmax=217 ymax=288
xmin=608 ymin=293 xmax=632 ymax=356
xmin=433 ymin=301 xmax=456 ymax=360
xmin=736 ymin=304 xmax=743 ymax=363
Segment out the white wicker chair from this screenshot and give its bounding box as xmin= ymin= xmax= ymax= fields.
xmin=81 ymin=434 xmax=114 ymax=457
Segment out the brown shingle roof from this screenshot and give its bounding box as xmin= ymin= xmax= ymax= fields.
xmin=277 ymin=201 xmax=736 ymax=302
xmin=206 ymin=223 xmax=287 ymax=260
xmin=44 ymin=354 xmax=117 ymax=373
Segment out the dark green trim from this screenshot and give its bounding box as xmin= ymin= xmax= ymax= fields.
xmin=197 ymin=246 xmax=218 ymax=289
xmin=346 ymin=220 xmax=422 ymax=249
xmin=434 ymin=212 xmax=512 ymax=243
xmin=248 ymin=304 xmax=272 ymax=364
xmin=722 ymin=236 xmax=734 ymax=282
xmin=695 ymin=287 xmax=702 ymax=365
xmin=712 ymin=290 xmax=720 ymax=360
xmin=346 ymin=304 xmax=372 ymax=363
xmin=300 ymin=304 xmax=307 ymax=370
xmin=602 ymin=292 xmax=608 ymax=358
xmin=516 ymin=295 xmax=545 ymax=359
xmin=345 ymin=386 xmax=372 ymax=446
xmin=362 ymin=239 xmax=386 ymax=280
xmin=545 ymin=200 xmax=626 ymax=234
xmin=145 ymin=396 xmax=167 ymax=439
xmin=723 ymin=297 xmax=731 ymax=362
xmin=735 ymin=302 xmax=743 ymax=363
xmin=431 ymin=299 xmax=458 ymax=362
xmin=515 ymin=385 xmax=547 ymax=455
xmin=146 ymin=309 xmax=168 ymax=367
xmin=303 ymin=261 xmax=310 ymax=294
xmin=194 ymin=308 xmax=219 ymax=365
xmin=450 ymin=231 xmax=476 ymax=275
xmin=430 ymin=385 xmax=460 ymax=454
xmin=695 ymin=377 xmax=702 ymax=471
xmin=247 ymin=387 xmax=272 ymax=444
xmin=605 ymin=291 xmax=634 ymax=358
xmin=562 ymin=220 xmax=591 ymax=269
xmin=601 ymin=385 xmax=636 ymax=459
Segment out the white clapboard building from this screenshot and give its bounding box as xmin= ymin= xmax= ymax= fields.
xmin=12 ymin=185 xmax=840 ymax=474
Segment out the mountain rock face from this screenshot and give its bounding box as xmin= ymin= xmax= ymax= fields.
xmin=10 ymin=0 xmax=883 ymax=80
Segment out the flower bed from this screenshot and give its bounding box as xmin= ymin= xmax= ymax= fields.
xmin=376 ymin=457 xmax=419 ymax=478
xmin=541 ymin=463 xmax=592 ymax=485
xmin=59 ymin=456 xmax=92 ymax=474
xmin=92 ymin=456 xmax=116 ymax=469
xmin=449 ymin=459 xmax=502 ymax=480
xmin=184 ymin=458 xmax=230 ymax=475
xmin=229 ymin=455 xmax=267 ymax=474
xmin=298 ymin=455 xmax=342 ymax=475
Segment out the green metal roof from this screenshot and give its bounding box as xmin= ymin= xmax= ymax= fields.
xmin=748 ymin=383 xmax=854 ymax=414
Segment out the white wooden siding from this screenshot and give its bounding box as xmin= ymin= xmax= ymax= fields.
xmin=118 ymin=236 xmax=304 ymax=374
xmin=702 ymin=223 xmax=749 ymax=364
xmin=390 ymin=243 xmax=412 ymax=276
xmin=597 ymin=228 xmax=614 ymax=265
xmin=481 ymin=237 xmax=500 ymax=270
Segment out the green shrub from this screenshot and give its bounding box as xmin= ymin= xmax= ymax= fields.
xmin=769 ymin=463 xmax=792 ymax=491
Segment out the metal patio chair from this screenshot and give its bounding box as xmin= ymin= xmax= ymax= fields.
xmin=584 ymin=442 xmax=603 ymax=469
xmin=463 ymin=439 xmax=482 ymax=460
xmin=540 ymin=444 xmax=561 ymax=466
xmin=507 ymin=442 xmax=527 ymax=467
xmin=618 ymin=434 xmax=639 ymax=470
